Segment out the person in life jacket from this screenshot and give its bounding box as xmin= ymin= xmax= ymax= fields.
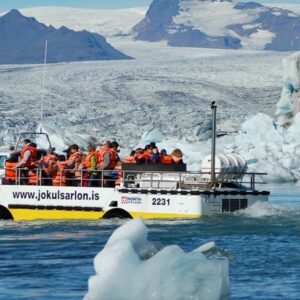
xmin=148 ymin=146 xmax=160 ymax=164
xmin=159 ymin=149 xmax=173 ymax=164
xmin=52 ymin=155 xmax=68 ymax=186
xmin=15 ymin=139 xmax=38 ymax=184
xmin=134 ymin=148 xmax=147 ymax=164
xmin=110 ymin=141 xmax=120 ymax=169
xmin=143 ymin=144 xmax=153 ymax=162
xmin=98 ymin=141 xmax=118 ymax=186
xmin=97 ymin=141 xmax=111 ymax=169
xmin=65 ymin=144 xmax=82 ymax=186
xmin=15 ymin=139 xmax=37 ymax=169
xmin=124 ymin=150 xmax=136 ymax=164
xmin=84 ymin=144 xmax=99 ymax=187
xmin=3 ymin=154 xmax=19 ymax=185
xmin=27 ymin=143 xmax=41 ymax=185
xmin=40 ymin=147 xmax=58 ymax=186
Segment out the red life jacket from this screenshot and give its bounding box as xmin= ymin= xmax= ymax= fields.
xmin=143 ymin=151 xmax=152 ymax=161
xmin=135 ymin=153 xmax=148 ymax=164
xmin=5 ymin=161 xmax=18 ymax=181
xmin=20 ymin=145 xmax=37 ymax=168
xmin=160 ymin=155 xmax=173 ymax=164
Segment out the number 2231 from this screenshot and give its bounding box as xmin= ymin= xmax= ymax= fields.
xmin=152 ymin=198 xmax=170 ymax=206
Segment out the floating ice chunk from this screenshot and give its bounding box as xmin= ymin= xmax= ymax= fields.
xmin=241 ymin=113 xmax=275 ymax=137
xmin=84 ymin=219 xmax=230 ymax=300
xmin=193 ymin=119 xmax=212 ymax=141
xmin=141 ymin=128 xmax=164 ymax=144
xmin=194 ymin=241 xmax=216 ymax=253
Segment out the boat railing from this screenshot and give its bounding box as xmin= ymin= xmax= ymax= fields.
xmin=2 ymin=167 xmax=268 ymax=190
xmin=121 ymin=170 xmax=267 ymax=190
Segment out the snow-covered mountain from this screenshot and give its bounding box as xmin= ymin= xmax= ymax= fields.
xmin=15 ymin=7 xmax=147 ymax=39
xmin=0 ymin=9 xmax=132 ymax=64
xmin=134 ymin=0 xmax=300 ymax=51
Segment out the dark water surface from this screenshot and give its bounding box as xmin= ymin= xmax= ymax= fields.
xmin=0 ymin=184 xmax=299 ymax=300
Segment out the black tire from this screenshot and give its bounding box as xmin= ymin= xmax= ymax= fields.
xmin=103 ymin=208 xmax=132 ymax=219
xmin=0 ymin=206 xmax=13 ymax=220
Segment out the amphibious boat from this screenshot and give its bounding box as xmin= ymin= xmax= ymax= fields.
xmin=0 ymin=103 xmax=269 ymax=221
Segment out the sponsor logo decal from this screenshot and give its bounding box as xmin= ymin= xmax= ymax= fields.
xmin=121 ymin=196 xmax=141 ymax=205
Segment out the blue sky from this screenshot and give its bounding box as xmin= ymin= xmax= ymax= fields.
xmin=0 ymin=0 xmax=152 ymax=10
xmin=0 ymin=0 xmax=300 ymax=11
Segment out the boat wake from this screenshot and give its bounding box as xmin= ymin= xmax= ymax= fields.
xmin=235 ymin=201 xmax=292 ymax=218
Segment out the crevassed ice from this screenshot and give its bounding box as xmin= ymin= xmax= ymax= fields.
xmin=84 ymin=219 xmax=230 ymax=300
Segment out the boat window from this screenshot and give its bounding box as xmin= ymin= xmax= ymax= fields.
xmin=0 ymin=155 xmax=7 ymax=169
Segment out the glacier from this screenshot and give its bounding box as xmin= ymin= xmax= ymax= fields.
xmin=0 ymin=7 xmax=300 ymax=183
xmin=84 ymin=218 xmax=229 ymax=300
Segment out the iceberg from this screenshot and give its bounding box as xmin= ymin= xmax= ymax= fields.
xmin=275 ymin=52 xmax=300 ymax=127
xmin=199 ymin=52 xmax=300 ymax=183
xmin=84 ymin=219 xmax=229 ymax=300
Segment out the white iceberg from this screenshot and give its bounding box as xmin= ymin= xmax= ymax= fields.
xmin=84 ymin=219 xmax=230 ymax=300
xmin=275 ymin=52 xmax=300 ymax=127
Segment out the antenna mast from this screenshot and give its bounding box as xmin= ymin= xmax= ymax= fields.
xmin=40 ymin=39 xmax=48 ymax=133
xmin=211 ymin=101 xmax=217 ymax=188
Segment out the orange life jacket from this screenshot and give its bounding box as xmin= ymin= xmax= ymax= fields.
xmin=5 ymin=161 xmax=18 ymax=181
xmin=52 ymin=161 xmax=68 ymax=186
xmin=67 ymin=151 xmax=82 ymax=166
xmin=114 ymin=163 xmax=123 ymax=186
xmin=20 ymin=145 xmax=38 ymax=168
xmin=160 ymin=155 xmax=173 ymax=164
xmin=98 ymin=146 xmax=115 ymax=169
xmin=84 ymin=152 xmax=98 ymax=169
xmin=29 ymin=169 xmax=40 ymax=185
xmin=124 ymin=156 xmax=136 ymax=164
xmin=109 ymin=149 xmax=119 ymax=169
xmin=135 ymin=153 xmax=148 ymax=164
xmin=143 ymin=151 xmax=152 ymax=161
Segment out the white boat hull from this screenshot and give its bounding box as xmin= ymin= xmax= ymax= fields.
xmin=0 ymin=185 xmax=269 ymax=220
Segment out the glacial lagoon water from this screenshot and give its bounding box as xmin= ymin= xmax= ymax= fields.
xmin=0 ymin=184 xmax=299 ymax=300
